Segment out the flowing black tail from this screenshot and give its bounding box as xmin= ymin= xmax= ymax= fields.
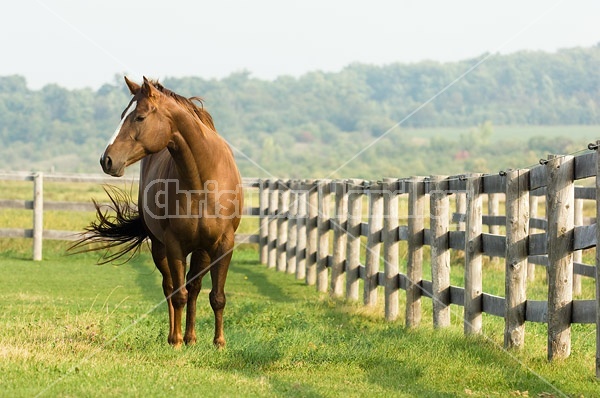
xmin=70 ymin=185 xmax=148 ymax=264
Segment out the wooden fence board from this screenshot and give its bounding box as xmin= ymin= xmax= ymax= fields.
xmin=482 ymin=293 xmax=506 ymax=318
xmin=574 ymin=151 xmax=596 ymax=180
xmin=574 ymin=224 xmax=597 ymax=250
xmin=526 ymin=300 xmax=548 ymax=323
xmin=481 ymin=234 xmax=506 ymax=258
xmin=529 ymin=164 xmax=547 ymax=191
xmin=482 ymin=173 xmax=506 ymax=194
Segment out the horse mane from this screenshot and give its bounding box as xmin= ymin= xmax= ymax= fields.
xmin=149 ymin=80 xmax=216 ymax=132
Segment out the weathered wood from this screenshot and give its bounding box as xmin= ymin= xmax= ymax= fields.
xmin=481 ymin=234 xmax=506 ymax=258
xmin=306 ymin=180 xmax=319 ymax=285
xmin=276 ymin=180 xmax=290 ymax=272
xmin=573 ymin=198 xmax=583 ymax=295
xmin=482 ymin=173 xmax=506 ymax=194
xmin=528 ymin=233 xmax=547 ymax=256
xmin=482 ymin=293 xmax=506 ymax=318
xmin=345 ymin=179 xmax=363 ymax=301
xmin=286 ymin=181 xmax=298 ymax=275
xmin=464 ymin=173 xmax=483 ymax=335
xmin=295 ymin=182 xmax=308 ymax=280
xmin=546 ymin=154 xmax=574 ymax=361
xmin=525 ymin=300 xmax=548 ymax=323
xmin=576 ymin=186 xmax=596 ymax=200
xmin=259 ymin=179 xmax=269 ymax=264
xmin=504 ymin=169 xmax=529 ymax=349
xmin=529 ymin=164 xmax=548 ymax=191
xmin=0 ymin=199 xmax=33 ymax=209
xmin=317 ymin=180 xmax=331 ymax=293
xmin=406 ymin=177 xmax=425 ymax=328
xmin=574 ymin=151 xmax=596 ymax=180
xmin=33 ymin=172 xmax=43 ymax=261
xmin=430 ymin=175 xmax=451 ymax=328
xmin=267 ymin=179 xmax=279 ymax=269
xmin=383 ymin=178 xmax=399 ymax=321
xmin=234 ymin=234 xmax=260 ymax=244
xmin=364 ymin=181 xmax=383 ymax=306
xmin=455 ymin=191 xmax=467 ymax=231
xmin=331 ymin=180 xmax=348 ymax=297
xmin=488 ymin=193 xmax=500 ymax=262
xmin=596 ymin=141 xmax=600 ymax=378
xmin=0 ymin=228 xmax=31 ymax=238
xmin=528 ymin=195 xmax=539 ymax=281
xmin=448 ymin=230 xmax=466 ymax=251
xmin=572 ymin=300 xmax=596 ymax=324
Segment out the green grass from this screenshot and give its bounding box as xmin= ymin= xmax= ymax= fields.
xmin=1 ymin=178 xmax=599 ymax=396
xmin=0 ymin=240 xmax=598 ymax=397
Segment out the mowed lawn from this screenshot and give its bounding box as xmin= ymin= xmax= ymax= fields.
xmin=0 ymin=239 xmax=599 ymax=397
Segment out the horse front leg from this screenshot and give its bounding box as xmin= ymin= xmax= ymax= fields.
xmin=209 ymin=246 xmax=234 ymax=348
xmin=184 ymin=250 xmax=210 ymax=345
xmin=151 ymin=242 xmax=176 ymax=345
xmin=165 ymin=237 xmax=188 ymax=348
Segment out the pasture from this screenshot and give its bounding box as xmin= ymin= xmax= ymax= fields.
xmin=0 ymin=176 xmax=598 ymax=396
xmin=0 ymin=241 xmax=597 ymax=397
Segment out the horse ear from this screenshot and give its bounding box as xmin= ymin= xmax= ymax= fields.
xmin=142 ymin=76 xmax=160 ymax=98
xmin=124 ymin=76 xmax=140 ymax=95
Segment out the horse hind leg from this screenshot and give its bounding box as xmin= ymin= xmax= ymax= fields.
xmin=209 ymin=247 xmax=233 ymax=349
xmin=184 ymin=250 xmax=210 ymax=345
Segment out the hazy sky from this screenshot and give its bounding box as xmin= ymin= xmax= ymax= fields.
xmin=3 ymin=0 xmax=599 ymax=89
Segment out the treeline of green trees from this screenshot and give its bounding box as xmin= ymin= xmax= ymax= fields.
xmin=0 ymin=46 xmax=599 ymax=178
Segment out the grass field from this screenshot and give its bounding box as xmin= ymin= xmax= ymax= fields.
xmin=0 ymin=236 xmax=598 ymax=397
xmin=1 ymin=175 xmax=600 ymax=397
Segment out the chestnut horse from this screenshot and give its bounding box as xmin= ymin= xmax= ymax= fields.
xmin=77 ymin=77 xmax=242 ymax=348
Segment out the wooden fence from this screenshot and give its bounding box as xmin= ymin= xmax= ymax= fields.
xmin=255 ymin=145 xmax=600 ymax=379
xmin=2 ymin=145 xmax=600 ymax=378
xmin=0 ymin=171 xmax=261 ymax=260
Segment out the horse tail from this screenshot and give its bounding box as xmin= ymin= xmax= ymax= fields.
xmin=70 ymin=185 xmax=148 ymax=264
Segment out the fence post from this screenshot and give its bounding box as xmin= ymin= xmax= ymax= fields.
xmin=306 ymin=180 xmax=318 ymax=285
xmin=346 ymin=179 xmax=363 ymax=301
xmin=528 ymin=194 xmax=539 ymax=281
xmin=331 ymin=180 xmax=348 ymax=297
xmin=295 ymin=181 xmax=307 ymax=281
xmin=430 ymin=175 xmax=450 ymax=328
xmin=573 ymin=197 xmax=583 ymax=295
xmin=546 ymin=154 xmax=574 ymax=361
xmin=267 ymin=179 xmax=279 ymax=269
xmin=504 ymin=169 xmax=529 ymax=349
xmin=317 ymin=180 xmax=331 ymax=292
xmin=595 ymin=141 xmax=600 ymax=379
xmin=259 ymin=179 xmax=269 ymax=264
xmin=406 ymin=177 xmax=425 ymax=327
xmin=276 ymin=180 xmax=290 ymax=272
xmin=286 ymin=181 xmax=298 ymax=275
xmin=364 ymin=181 xmax=383 ymax=306
xmin=464 ymin=173 xmax=483 ymax=335
xmin=383 ymin=178 xmax=399 ymax=321
xmin=33 ymin=172 xmax=43 ymax=261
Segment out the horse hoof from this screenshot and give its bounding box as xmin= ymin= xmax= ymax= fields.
xmin=184 ymin=335 xmax=197 ymax=346
xmin=213 ymin=338 xmax=226 ymax=349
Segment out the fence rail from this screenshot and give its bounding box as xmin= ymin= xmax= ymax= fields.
xmin=253 ymin=145 xmax=600 ymax=379
xmin=0 ymin=172 xmax=261 ymax=260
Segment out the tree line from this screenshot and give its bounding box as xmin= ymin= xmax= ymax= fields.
xmin=0 ymin=45 xmax=599 ymax=178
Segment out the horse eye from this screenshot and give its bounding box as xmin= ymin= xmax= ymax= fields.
xmin=135 ymin=115 xmax=146 ymax=122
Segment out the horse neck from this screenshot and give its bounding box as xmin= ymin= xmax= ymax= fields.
xmin=168 ymin=110 xmax=230 ymax=190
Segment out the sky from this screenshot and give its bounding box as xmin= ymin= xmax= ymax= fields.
xmin=2 ymin=0 xmax=599 ymax=90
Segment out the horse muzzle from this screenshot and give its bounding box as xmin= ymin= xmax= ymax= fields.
xmin=100 ymin=153 xmax=125 ymax=177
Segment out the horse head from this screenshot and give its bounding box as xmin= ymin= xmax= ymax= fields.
xmin=100 ymin=76 xmax=172 ymax=177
